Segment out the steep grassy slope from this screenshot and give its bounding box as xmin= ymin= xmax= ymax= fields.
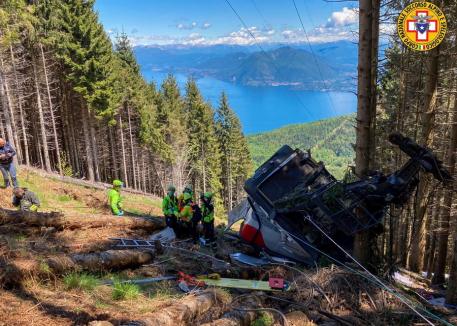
xmin=247 ymin=115 xmax=355 ymax=179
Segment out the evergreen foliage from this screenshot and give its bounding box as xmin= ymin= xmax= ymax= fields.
xmin=0 ymin=0 xmax=251 ymax=214
xmin=248 ymin=115 xmax=355 ymax=179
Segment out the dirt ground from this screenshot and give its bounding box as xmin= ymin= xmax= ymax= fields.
xmin=1 ymin=171 xmax=456 ymax=326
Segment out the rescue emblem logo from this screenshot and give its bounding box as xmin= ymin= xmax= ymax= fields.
xmin=397 ymin=2 xmax=447 ymax=51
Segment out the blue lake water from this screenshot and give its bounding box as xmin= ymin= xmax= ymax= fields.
xmin=142 ymin=70 xmax=356 ymax=135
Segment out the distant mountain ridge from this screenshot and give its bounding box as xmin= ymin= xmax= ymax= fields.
xmin=134 ymin=41 xmax=357 ymax=91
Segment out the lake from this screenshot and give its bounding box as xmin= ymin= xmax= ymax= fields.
xmin=142 ymin=70 xmax=356 ymax=135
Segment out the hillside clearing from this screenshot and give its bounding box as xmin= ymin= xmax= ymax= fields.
xmin=0 ymin=169 xmax=455 ymax=325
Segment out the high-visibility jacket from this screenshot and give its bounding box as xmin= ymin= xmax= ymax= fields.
xmin=179 ymin=202 xmax=193 ymax=222
xmin=201 ymin=201 xmax=214 ymax=223
xmin=108 ymin=188 xmax=123 ymax=215
xmin=162 ymin=194 xmax=178 ymax=216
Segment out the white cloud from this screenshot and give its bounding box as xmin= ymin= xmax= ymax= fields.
xmin=176 ymin=21 xmax=212 ymax=30
xmin=277 ymin=7 xmax=359 ymax=43
xmin=281 ymin=26 xmax=356 ymax=43
xmin=326 ymin=7 xmax=358 ymax=27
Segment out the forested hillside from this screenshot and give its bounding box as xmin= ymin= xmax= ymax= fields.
xmin=248 ymin=115 xmax=355 ymax=179
xmin=0 ymin=0 xmax=251 ymax=213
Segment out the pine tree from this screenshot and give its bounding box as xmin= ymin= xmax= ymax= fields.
xmin=52 ymin=0 xmax=118 ymax=181
xmin=184 ymin=78 xmax=223 ymax=211
xmin=215 ymin=92 xmax=252 ymax=210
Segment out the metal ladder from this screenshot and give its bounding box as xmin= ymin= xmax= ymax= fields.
xmin=110 ymin=237 xmax=157 ymax=248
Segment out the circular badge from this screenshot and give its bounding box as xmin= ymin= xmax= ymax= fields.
xmin=397 ymin=2 xmax=447 ymax=51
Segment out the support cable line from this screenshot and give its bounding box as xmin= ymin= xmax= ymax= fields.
xmin=292 ymin=0 xmax=339 ymax=117
xmin=279 ymin=215 xmax=452 ymax=326
xmin=224 ymin=0 xmax=315 ymax=123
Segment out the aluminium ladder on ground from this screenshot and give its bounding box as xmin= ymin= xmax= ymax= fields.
xmin=110 ymin=237 xmax=158 ymax=249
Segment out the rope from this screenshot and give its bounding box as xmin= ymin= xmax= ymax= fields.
xmin=281 ymin=216 xmax=452 ymax=325
xmin=291 ymin=0 xmax=338 ymax=117
xmin=164 ymin=244 xmax=230 ymax=266
xmin=224 ymin=0 xmax=315 ymax=122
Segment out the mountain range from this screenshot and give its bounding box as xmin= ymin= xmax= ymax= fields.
xmin=134 ymin=41 xmax=357 ymax=91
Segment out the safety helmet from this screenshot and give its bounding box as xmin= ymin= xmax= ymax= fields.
xmin=167 ymin=185 xmax=176 ymax=192
xmin=113 ymin=179 xmax=123 ymax=187
xmin=183 ymin=192 xmax=192 ymax=201
xmin=203 ymin=192 xmax=213 ymax=199
xmin=183 ymin=185 xmax=193 ymax=194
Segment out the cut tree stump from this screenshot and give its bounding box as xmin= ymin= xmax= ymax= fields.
xmin=0 ymin=208 xmax=165 ymax=231
xmin=140 ymin=290 xmax=222 ymax=326
xmin=1 ymin=249 xmax=158 ymax=287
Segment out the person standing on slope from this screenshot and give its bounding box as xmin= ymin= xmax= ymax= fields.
xmin=0 ymin=138 xmax=18 ymax=188
xmin=201 ymin=192 xmax=216 ymax=248
xmin=178 ymin=192 xmax=201 ymax=242
xmin=108 ymin=179 xmax=124 ymax=216
xmin=162 ymin=185 xmax=179 ymax=231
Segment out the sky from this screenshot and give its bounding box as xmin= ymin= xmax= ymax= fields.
xmin=94 ymin=0 xmax=360 ymax=46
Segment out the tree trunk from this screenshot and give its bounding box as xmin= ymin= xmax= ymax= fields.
xmin=408 ymin=46 xmax=440 ymax=272
xmin=126 ymin=103 xmax=137 ymax=189
xmin=89 ymin=110 xmax=100 ymax=181
xmin=9 ymin=45 xmax=27 ymax=164
xmin=40 ymin=43 xmax=62 ymax=174
xmin=32 ymin=58 xmax=52 ymax=172
xmin=353 ymin=0 xmax=377 ymax=265
xmin=432 ymin=87 xmax=456 ymax=285
xmin=0 ymin=55 xmax=17 ymax=154
xmin=119 ymin=114 xmax=128 ymax=187
xmin=446 ymin=236 xmax=457 ymax=304
xmin=81 ymin=103 xmax=95 ymax=181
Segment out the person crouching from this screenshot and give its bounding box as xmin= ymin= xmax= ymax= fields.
xmin=12 ymin=187 xmax=40 ymax=212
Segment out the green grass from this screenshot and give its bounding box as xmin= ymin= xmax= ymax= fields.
xmin=63 ymin=272 xmax=99 ymax=292
xmin=251 ymin=312 xmax=274 ymax=326
xmin=57 ymin=194 xmax=72 ymax=202
xmin=112 ymin=281 xmax=141 ymax=300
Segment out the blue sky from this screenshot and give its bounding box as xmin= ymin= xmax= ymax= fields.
xmin=94 ymin=0 xmax=359 ymax=46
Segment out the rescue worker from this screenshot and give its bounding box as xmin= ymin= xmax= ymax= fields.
xmin=108 ymin=179 xmax=124 ymax=216
xmin=162 ymin=185 xmax=178 ymax=231
xmin=12 ymin=187 xmax=40 ymax=212
xmin=178 ymin=192 xmax=201 ymax=242
xmin=0 ymin=138 xmax=18 ymax=188
xmin=178 ymin=185 xmax=193 ymax=210
xmin=201 ymin=192 xmax=216 ymax=248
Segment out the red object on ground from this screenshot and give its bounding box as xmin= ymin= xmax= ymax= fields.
xmin=269 ymin=277 xmax=284 ymax=289
xmin=178 ymin=271 xmax=206 ymax=287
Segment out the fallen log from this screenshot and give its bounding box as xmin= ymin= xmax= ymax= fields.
xmin=1 ymin=249 xmax=158 ymax=287
xmin=200 ymin=297 xmax=262 ymax=326
xmin=140 ymin=290 xmax=223 ymax=326
xmin=0 ymin=208 xmax=165 ymax=231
